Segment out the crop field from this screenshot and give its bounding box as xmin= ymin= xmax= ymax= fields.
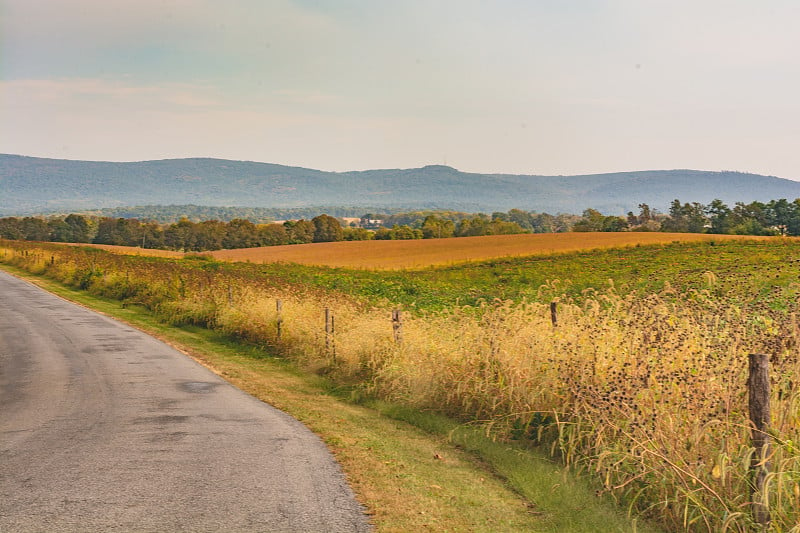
xmin=69 ymin=232 xmax=774 ymax=269
xmin=4 ymin=235 xmax=800 ymax=531
xmin=207 ymin=232 xmax=775 ymax=269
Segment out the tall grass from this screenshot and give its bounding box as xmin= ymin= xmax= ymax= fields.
xmin=4 ymin=240 xmax=800 ymax=531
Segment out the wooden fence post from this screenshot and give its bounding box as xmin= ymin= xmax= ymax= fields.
xmin=227 ymin=284 xmax=233 ymax=306
xmin=550 ymin=301 xmax=558 ymax=327
xmin=392 ymin=309 xmax=403 ymax=344
xmin=325 ymin=307 xmax=335 ymax=362
xmin=748 ymin=353 xmax=771 ymax=527
xmin=276 ymin=299 xmax=283 ymax=340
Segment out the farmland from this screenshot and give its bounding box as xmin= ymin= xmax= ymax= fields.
xmin=3 ymin=234 xmax=800 ymax=531
xmin=75 ymin=231 xmax=773 ymax=270
xmin=208 ymin=232 xmax=766 ymax=269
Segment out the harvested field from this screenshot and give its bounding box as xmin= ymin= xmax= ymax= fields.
xmin=61 ymin=232 xmax=777 ymax=269
xmin=208 ymin=232 xmax=775 ymax=269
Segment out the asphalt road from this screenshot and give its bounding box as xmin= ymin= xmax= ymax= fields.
xmin=0 ymin=270 xmax=371 ymax=532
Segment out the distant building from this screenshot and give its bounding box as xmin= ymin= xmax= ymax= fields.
xmin=359 ymin=216 xmax=384 ymax=229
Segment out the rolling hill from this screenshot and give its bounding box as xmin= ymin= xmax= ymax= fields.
xmin=3 ymin=153 xmax=800 ymax=216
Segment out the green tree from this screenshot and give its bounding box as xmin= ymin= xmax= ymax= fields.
xmin=706 ymin=199 xmax=732 ymax=234
xmin=0 ymin=217 xmax=23 ymax=240
xmin=312 ymin=214 xmax=344 ymax=242
xmin=488 ymin=219 xmax=528 ymax=235
xmin=373 ymin=228 xmax=392 ymax=240
xmin=191 ymin=220 xmax=226 ymax=250
xmin=421 ymin=215 xmax=455 ymax=238
xmin=64 ymin=214 xmax=91 ymax=242
xmin=390 ymin=225 xmax=422 ymax=239
xmin=572 ymin=209 xmax=605 ymax=232
xmin=342 ymin=227 xmax=373 ymax=241
xmin=93 ymin=217 xmax=143 ymax=246
xmin=163 ymin=218 xmax=196 ymax=250
xmin=223 ymin=219 xmax=259 ymax=249
xmin=284 ymin=219 xmax=314 ymax=244
xmin=258 ymin=223 xmax=289 ymax=246
xmin=19 ymin=217 xmax=50 ymax=241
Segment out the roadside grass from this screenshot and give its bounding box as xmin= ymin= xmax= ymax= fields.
xmin=1 ymin=263 xmax=658 ymax=533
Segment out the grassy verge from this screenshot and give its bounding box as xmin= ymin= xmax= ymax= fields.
xmin=1 ymin=263 xmax=658 ymax=532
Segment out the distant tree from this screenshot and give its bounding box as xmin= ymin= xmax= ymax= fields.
xmin=284 ymin=219 xmax=314 ymax=244
xmin=18 ymin=217 xmax=50 ymax=241
xmin=572 ymin=209 xmax=605 ymax=232
xmin=572 ymin=209 xmax=628 ymax=232
xmin=163 ymin=218 xmax=196 ymax=250
xmin=223 ymin=219 xmax=259 ymax=249
xmin=373 ymin=228 xmax=392 ymax=240
xmin=93 ymin=217 xmax=143 ymax=246
xmin=706 ymin=199 xmax=732 ymax=234
xmin=685 ymin=203 xmax=708 ymax=233
xmin=507 ymin=209 xmax=534 ymax=231
xmin=0 ymin=217 xmax=23 ymax=240
xmin=48 ymin=218 xmax=72 ymax=242
xmin=661 ymin=200 xmax=706 ymax=233
xmin=191 ymin=220 xmax=226 ymax=250
xmin=455 ymin=216 xmax=491 ymax=237
xmin=258 ymin=223 xmax=289 ymax=246
xmin=140 ymin=221 xmax=164 ymax=249
xmin=342 ymin=227 xmax=373 ymax=241
xmin=421 ymin=215 xmax=455 ymax=238
xmin=312 ymin=214 xmax=344 ymax=242
xmin=600 ymin=216 xmax=628 ymax=232
xmin=389 ymin=225 xmax=422 ymax=240
xmin=64 ymin=214 xmax=91 ymax=242
xmin=489 ymin=218 xmax=527 ymax=235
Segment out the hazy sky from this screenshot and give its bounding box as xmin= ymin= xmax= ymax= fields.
xmin=2 ymin=1 xmax=800 ymax=178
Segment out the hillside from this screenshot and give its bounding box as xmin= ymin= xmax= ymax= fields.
xmin=3 ymin=154 xmax=800 ymax=216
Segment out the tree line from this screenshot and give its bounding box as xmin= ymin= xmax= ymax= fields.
xmin=0 ymin=209 xmax=576 ymax=251
xmin=3 ymin=199 xmax=796 ymax=251
xmin=573 ymin=198 xmax=800 ymax=236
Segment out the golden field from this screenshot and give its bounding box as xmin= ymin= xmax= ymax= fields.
xmin=61 ymin=242 xmax=185 ymax=258
xmin=72 ymin=232 xmax=776 ymax=269
xmin=215 ymin=232 xmax=778 ymax=269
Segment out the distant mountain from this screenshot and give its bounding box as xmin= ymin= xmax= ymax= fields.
xmin=3 ymin=154 xmax=800 ymax=217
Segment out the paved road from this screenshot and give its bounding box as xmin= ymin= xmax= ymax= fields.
xmin=0 ymin=270 xmax=371 ymax=532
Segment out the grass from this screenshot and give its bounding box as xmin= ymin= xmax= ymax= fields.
xmin=0 ymin=261 xmax=655 ymax=532
xmin=7 ymin=235 xmax=800 ymax=530
xmin=66 ymin=235 xmax=798 ymax=311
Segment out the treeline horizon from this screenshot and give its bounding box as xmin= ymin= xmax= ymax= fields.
xmin=0 ymin=209 xmax=576 ymax=251
xmin=575 ymin=197 xmax=800 ymax=235
xmin=1 ymin=198 xmax=798 ymax=251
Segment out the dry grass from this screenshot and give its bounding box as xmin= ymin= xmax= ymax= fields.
xmin=60 ymin=242 xmax=185 ymax=258
xmin=211 ymin=232 xmax=773 ymax=269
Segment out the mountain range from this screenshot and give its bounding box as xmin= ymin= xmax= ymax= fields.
xmin=3 ymin=153 xmax=800 ymax=217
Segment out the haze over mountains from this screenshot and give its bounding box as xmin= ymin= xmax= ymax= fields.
xmin=3 ymin=154 xmax=800 ymax=217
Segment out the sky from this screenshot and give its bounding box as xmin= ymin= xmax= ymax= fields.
xmin=2 ymin=1 xmax=800 ymax=179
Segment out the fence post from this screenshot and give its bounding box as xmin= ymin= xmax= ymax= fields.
xmin=227 ymin=284 xmax=233 ymax=306
xmin=550 ymin=301 xmax=558 ymax=327
xmin=276 ymin=299 xmax=283 ymax=340
xmin=392 ymin=309 xmax=403 ymax=344
xmin=748 ymin=353 xmax=771 ymax=527
xmin=324 ymin=307 xmax=335 ymax=362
